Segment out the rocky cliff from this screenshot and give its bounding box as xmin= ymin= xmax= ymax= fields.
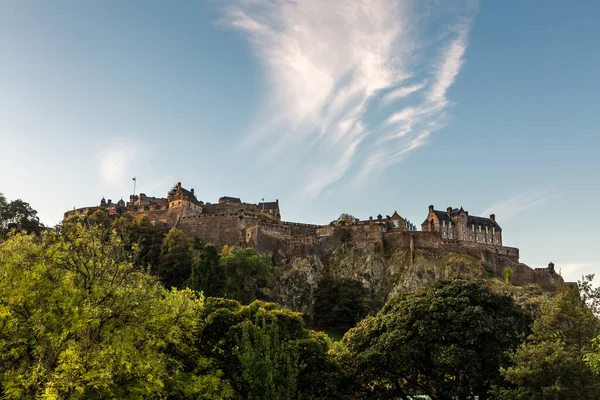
xmin=267 ymin=232 xmax=565 ymax=317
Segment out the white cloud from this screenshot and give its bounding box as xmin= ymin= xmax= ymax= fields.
xmin=480 ymin=190 xmax=549 ymax=220
xmin=380 ymin=80 xmax=427 ymax=106
xmin=221 ymin=0 xmax=477 ymax=195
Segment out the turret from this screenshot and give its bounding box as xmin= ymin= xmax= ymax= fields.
xmin=429 ymin=205 xmax=434 ymax=212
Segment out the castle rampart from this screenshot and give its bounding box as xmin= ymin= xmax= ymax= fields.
xmin=63 ymin=182 xmax=563 ymax=288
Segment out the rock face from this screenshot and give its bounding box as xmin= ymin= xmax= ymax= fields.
xmin=267 ymin=233 xmax=565 ymax=316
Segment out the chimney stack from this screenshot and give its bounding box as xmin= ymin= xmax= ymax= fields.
xmin=490 ymin=214 xmax=496 ymax=222
xmin=447 ymin=207 xmax=452 ymax=214
xmin=429 ymin=205 xmax=434 ymax=212
xmin=190 ymin=188 xmax=194 ymax=195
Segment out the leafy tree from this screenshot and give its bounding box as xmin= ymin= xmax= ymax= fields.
xmin=0 ymin=195 xmax=42 ymax=233
xmin=190 ymin=243 xmax=226 ymax=298
xmin=157 ymin=228 xmax=194 ymax=289
xmin=220 ymin=246 xmax=274 ymax=304
xmin=504 ymin=267 xmax=514 ymax=284
xmin=312 ymin=275 xmax=370 ymax=334
xmin=235 ymin=318 xmax=299 ymax=400
xmin=501 ymin=281 xmax=600 ymax=399
xmin=332 ymin=213 xmax=356 ymax=225
xmin=344 ymin=279 xmax=530 ymax=400
xmin=0 ymin=224 xmax=231 ymax=399
xmin=197 ymin=298 xmax=347 ymax=399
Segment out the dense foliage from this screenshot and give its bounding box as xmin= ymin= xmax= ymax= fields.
xmin=312 ymin=275 xmax=371 ymax=335
xmin=499 ymin=279 xmax=600 ymax=399
xmin=0 ymin=193 xmax=42 ymax=235
xmin=344 ymin=279 xmax=531 ymax=400
xmin=0 ymin=225 xmax=227 ymax=399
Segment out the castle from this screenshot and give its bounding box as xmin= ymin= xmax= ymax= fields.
xmin=64 ymin=182 xmax=560 ymax=286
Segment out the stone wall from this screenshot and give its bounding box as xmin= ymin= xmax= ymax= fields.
xmin=345 ymin=224 xmax=384 ymax=250
xmin=180 ymin=213 xmax=244 ymax=246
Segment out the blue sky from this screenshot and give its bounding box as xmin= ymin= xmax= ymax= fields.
xmin=1 ymin=1 xmax=599 ymax=283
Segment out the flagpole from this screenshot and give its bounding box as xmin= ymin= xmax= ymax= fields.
xmin=132 ymin=176 xmax=136 ymax=196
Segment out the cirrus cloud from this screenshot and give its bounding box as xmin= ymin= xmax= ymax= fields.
xmin=220 ymin=0 xmax=477 ymax=196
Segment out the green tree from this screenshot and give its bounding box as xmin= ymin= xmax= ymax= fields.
xmin=157 ymin=228 xmax=194 ymax=289
xmin=220 ymin=246 xmax=274 ymax=304
xmin=504 ymin=267 xmax=514 ymax=284
xmin=501 ymin=282 xmax=600 ymax=399
xmin=312 ymin=275 xmax=370 ymax=335
xmin=0 ymin=224 xmax=232 ymax=399
xmin=344 ymin=279 xmax=530 ymax=400
xmin=190 ymin=243 xmax=226 ymax=298
xmin=332 ymin=213 xmax=356 ymax=225
xmin=0 ymin=196 xmax=42 ymax=233
xmin=197 ymin=298 xmax=346 ymax=399
xmin=235 ymin=318 xmax=299 ymax=400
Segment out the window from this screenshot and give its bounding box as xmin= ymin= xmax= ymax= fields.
xmin=442 ymin=221 xmax=446 ymax=228
xmin=469 ymin=235 xmax=473 ymax=240
xmin=485 ymin=226 xmax=489 ymax=233
xmin=478 ymin=225 xmax=482 ymax=233
xmin=449 ymin=232 xmax=453 ymax=238
xmin=472 ymin=224 xmax=475 ymax=231
xmin=449 ymin=222 xmax=452 ymax=229
xmin=497 ymin=239 xmax=500 ymax=244
xmin=443 ymin=231 xmax=447 ymax=238
xmin=476 ymin=236 xmax=478 ymax=242
xmin=462 ymin=224 xmax=465 ymax=232
xmin=492 ymin=227 xmax=495 ymax=234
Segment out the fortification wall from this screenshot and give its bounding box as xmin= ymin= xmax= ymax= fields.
xmin=253 ymin=223 xmax=291 ymax=253
xmin=180 ymin=213 xmax=243 ymax=246
xmin=345 ymin=224 xmax=384 ymax=250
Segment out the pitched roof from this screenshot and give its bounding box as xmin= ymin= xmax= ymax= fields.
xmin=433 ymin=210 xmax=452 ymax=221
xmin=390 ymin=211 xmax=403 ymax=220
xmin=467 ymin=215 xmax=502 ymax=231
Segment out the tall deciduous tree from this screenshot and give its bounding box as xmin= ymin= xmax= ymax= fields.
xmin=197 ymin=298 xmax=346 ymax=400
xmin=157 ymin=228 xmax=194 ymax=289
xmin=501 ymin=280 xmax=600 ymax=399
xmin=219 ymin=247 xmax=274 ymax=304
xmin=0 ymin=195 xmax=41 ymax=233
xmin=190 ymin=243 xmax=226 ymax=298
xmin=344 ymin=279 xmax=530 ymax=400
xmin=0 ymin=224 xmax=232 ymax=399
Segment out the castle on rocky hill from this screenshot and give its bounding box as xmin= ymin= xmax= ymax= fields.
xmin=64 ymin=182 xmax=560 ymax=286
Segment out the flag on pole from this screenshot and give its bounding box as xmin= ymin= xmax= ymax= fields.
xmin=132 ymin=177 xmax=136 ymax=181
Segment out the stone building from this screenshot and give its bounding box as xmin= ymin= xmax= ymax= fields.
xmin=421 ymin=205 xmax=502 ymax=246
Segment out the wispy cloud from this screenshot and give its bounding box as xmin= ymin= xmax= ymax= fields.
xmin=480 ymin=190 xmax=549 ymax=220
xmin=220 ymin=0 xmax=477 ymax=196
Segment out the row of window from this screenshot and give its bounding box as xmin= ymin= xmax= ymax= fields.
xmin=441 ymin=220 xmax=496 ymax=234
xmin=442 ymin=231 xmax=501 ymax=245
